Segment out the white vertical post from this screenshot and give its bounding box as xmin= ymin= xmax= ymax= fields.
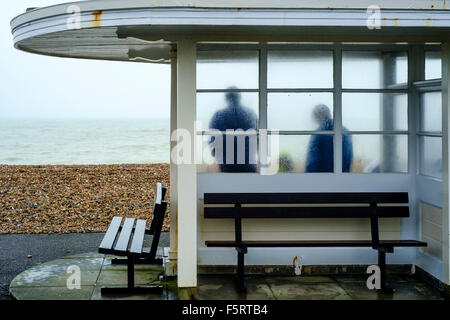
xmin=442 ymin=43 xmax=450 ymax=285
xmin=176 ymin=40 xmax=197 ymax=291
xmin=167 ymin=54 xmax=178 ymax=275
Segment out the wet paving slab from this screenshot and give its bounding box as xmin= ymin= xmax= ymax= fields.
xmin=10 ymin=285 xmax=95 ymax=300
xmin=330 ymin=274 xmax=445 ymax=300
xmin=197 ymin=275 xmax=275 ymax=300
xmin=10 ymin=256 xmax=104 ymax=288
xmin=8 ymin=252 xmax=448 ymax=300
xmin=265 ymin=276 xmax=351 ymax=300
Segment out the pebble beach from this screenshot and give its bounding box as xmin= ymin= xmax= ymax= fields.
xmin=0 ymin=164 xmax=170 ymax=234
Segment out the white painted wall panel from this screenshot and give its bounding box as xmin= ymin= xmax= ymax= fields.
xmin=198 ymin=173 xmax=414 ymax=266
xmin=421 ymin=201 xmax=443 ymax=260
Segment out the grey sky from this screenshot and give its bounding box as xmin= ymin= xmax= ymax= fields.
xmin=1 ymin=1 xmax=170 ymax=119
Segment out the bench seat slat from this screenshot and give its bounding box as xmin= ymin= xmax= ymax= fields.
xmin=204 ymin=192 xmax=408 ymax=205
xmin=204 ymin=206 xmax=409 ymax=219
xmin=129 ymin=219 xmax=147 ymax=255
xmin=205 ymin=240 xmax=427 ymax=248
xmin=98 ymin=216 xmax=122 ymax=254
xmin=114 ymin=218 xmax=135 ymax=254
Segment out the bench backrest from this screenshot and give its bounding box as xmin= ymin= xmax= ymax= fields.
xmin=149 ymin=182 xmax=167 ymax=234
xmin=148 ymin=182 xmax=168 ymax=259
xmin=204 ymin=192 xmax=409 ymax=219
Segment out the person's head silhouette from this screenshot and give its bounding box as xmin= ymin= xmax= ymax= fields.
xmin=312 ymin=104 xmax=332 ymax=125
xmin=225 ymin=87 xmax=241 ymax=107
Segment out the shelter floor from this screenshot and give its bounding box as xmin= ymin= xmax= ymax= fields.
xmin=8 ymin=252 xmax=446 ymax=300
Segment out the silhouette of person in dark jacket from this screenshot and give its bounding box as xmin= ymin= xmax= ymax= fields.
xmin=305 ymin=104 xmax=353 ymax=173
xmin=209 ymin=88 xmax=258 ymax=172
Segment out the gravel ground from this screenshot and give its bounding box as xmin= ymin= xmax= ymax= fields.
xmin=0 ymin=164 xmax=172 ymax=299
xmin=0 ymin=164 xmax=171 ymax=234
xmin=0 ymin=232 xmax=170 ymax=300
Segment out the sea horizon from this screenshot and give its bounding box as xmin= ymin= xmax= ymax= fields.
xmin=0 ymin=118 xmax=171 ymax=165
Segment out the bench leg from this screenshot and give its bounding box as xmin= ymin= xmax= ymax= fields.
xmin=101 ymin=256 xmax=163 ymax=295
xmin=377 ymin=248 xmax=394 ymax=294
xmin=127 ymin=256 xmax=135 ymax=289
xmin=236 ymin=249 xmax=247 ymax=294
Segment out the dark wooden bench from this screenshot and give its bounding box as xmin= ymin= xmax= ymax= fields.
xmin=98 ymin=182 xmax=167 ymax=294
xmin=204 ymin=192 xmax=427 ymax=293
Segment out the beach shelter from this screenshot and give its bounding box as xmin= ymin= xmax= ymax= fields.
xmin=10 ymin=0 xmax=450 ymax=298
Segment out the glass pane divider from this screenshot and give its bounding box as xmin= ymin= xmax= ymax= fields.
xmin=341 ymin=88 xmax=408 ymax=93
xmin=199 ymin=131 xmax=258 ymax=136
xmin=412 ymin=79 xmax=441 ymax=87
xmin=334 ymin=45 xmax=343 ymax=174
xmin=413 ymin=80 xmax=442 ymax=91
xmin=258 ymin=44 xmax=268 ymax=173
xmin=198 ymin=130 xmax=335 ymax=135
xmin=417 ymin=131 xmax=443 ymax=137
xmin=197 ymin=89 xmax=259 ymax=93
xmin=342 ymin=131 xmax=409 ymax=135
xmin=414 ymin=86 xmax=442 ymax=93
xmin=387 ymin=83 xmax=409 ymax=90
xmin=267 ymin=88 xmax=335 ymax=93
xmin=259 ymin=43 xmax=268 ymax=132
xmin=275 ymin=131 xmax=334 ymax=135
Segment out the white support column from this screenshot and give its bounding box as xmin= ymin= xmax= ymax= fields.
xmin=442 ymin=43 xmax=450 ymax=285
xmin=166 ymin=54 xmax=178 ymax=276
xmin=176 ymin=40 xmax=198 ymax=295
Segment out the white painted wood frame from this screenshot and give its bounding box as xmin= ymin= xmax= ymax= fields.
xmin=176 ymin=40 xmax=198 ymax=288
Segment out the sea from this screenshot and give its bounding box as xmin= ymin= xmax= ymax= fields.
xmin=0 ymin=118 xmax=170 ymax=165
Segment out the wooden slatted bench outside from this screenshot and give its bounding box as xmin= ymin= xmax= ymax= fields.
xmin=204 ymin=192 xmax=427 ymax=293
xmin=98 ymin=182 xmax=167 ymax=294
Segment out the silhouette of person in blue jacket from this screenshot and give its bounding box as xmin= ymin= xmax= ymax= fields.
xmin=305 ymin=104 xmax=353 ymax=173
xmin=209 ymin=88 xmax=258 ymax=172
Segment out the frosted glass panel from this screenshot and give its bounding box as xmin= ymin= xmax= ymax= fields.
xmin=268 ymin=93 xmax=334 ymax=131
xmin=420 ymin=91 xmax=442 ymax=132
xmin=197 ymin=92 xmax=259 ymax=130
xmin=342 ymin=93 xmax=408 ymax=131
xmin=267 ymin=51 xmax=333 ymax=88
xmin=347 ymin=134 xmax=408 ymax=173
xmin=198 ymin=134 xmax=259 ymax=173
xmin=342 ymin=51 xmax=408 ymax=89
xmin=198 ymin=135 xmax=221 ymax=173
xmin=197 ymin=51 xmax=259 ymax=89
xmin=425 ymin=51 xmax=442 ymax=80
xmin=419 ymin=136 xmax=442 ymax=179
xmin=269 ymin=135 xmax=334 ymax=173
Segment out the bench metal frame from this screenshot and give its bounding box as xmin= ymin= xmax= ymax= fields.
xmin=204 ymin=192 xmax=427 ymax=294
xmin=98 ymin=183 xmax=167 ymax=295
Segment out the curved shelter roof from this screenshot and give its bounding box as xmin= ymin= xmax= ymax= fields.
xmin=10 ymin=0 xmax=450 ymax=62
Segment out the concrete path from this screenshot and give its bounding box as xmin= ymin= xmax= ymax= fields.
xmin=0 ymin=232 xmax=169 ymax=300
xmin=7 ymin=251 xmax=447 ymax=300
xmin=2 ymin=233 xmax=447 ymax=300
